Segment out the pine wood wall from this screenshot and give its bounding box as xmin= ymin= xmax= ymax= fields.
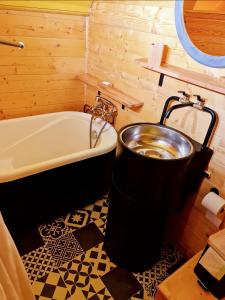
xmin=0 ymin=9 xmax=85 ymax=119
xmin=86 ymin=0 xmax=225 ymax=257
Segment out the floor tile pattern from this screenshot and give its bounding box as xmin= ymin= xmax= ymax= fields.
xmin=65 ymin=210 xmax=90 ymax=230
xmin=59 ymin=253 xmax=99 ymax=296
xmin=20 ymin=197 xmax=184 ymax=299
xmin=84 ymin=242 xmax=116 ymax=277
xmin=94 ymin=215 xmax=107 ymax=235
xmin=102 ymin=267 xmax=143 ymax=300
xmin=74 ymin=222 xmax=104 ymax=251
xmin=79 ymin=277 xmax=113 ymax=300
xmin=84 ymin=199 xmax=109 ymax=222
xmin=46 ymin=232 xmax=84 ymax=267
xmin=133 ymin=244 xmax=183 ymax=297
xmin=32 ymin=269 xmax=70 ymax=300
xmin=22 ymin=245 xmax=56 ymax=283
xmin=130 ymin=289 xmax=145 ymax=300
xmin=39 ymin=217 xmax=72 ymax=243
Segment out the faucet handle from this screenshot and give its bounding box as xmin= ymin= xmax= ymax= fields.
xmin=177 ymin=90 xmax=190 ymax=103
xmin=192 ymin=94 xmax=205 ymax=110
xmin=193 ymin=94 xmax=204 ymax=102
xmin=178 ymin=90 xmax=188 ymax=96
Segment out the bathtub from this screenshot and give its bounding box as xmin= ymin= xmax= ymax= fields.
xmin=0 ymin=111 xmax=117 ymax=228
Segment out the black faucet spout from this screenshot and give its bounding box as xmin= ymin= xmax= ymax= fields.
xmin=164 ymin=103 xmax=194 ymax=120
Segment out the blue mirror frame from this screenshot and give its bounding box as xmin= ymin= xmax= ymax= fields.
xmin=175 ymin=0 xmax=225 ymax=68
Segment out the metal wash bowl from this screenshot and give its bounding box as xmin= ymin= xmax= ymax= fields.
xmin=120 ymin=123 xmax=194 ymax=160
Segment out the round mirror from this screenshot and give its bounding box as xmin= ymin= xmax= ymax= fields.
xmin=175 ymin=0 xmax=225 ymax=68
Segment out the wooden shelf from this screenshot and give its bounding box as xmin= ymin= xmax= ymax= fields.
xmin=77 ymin=73 xmax=144 ymax=109
xmin=136 ymin=58 xmax=225 ymax=95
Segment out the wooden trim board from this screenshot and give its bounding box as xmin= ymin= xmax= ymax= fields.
xmin=136 ymin=58 xmax=225 ymax=95
xmin=77 ymin=73 xmax=144 ymax=109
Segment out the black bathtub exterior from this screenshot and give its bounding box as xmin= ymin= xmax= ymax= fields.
xmin=0 ymin=149 xmax=115 ymax=231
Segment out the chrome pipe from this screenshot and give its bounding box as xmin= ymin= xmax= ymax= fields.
xmin=0 ymin=39 xmax=25 ymax=49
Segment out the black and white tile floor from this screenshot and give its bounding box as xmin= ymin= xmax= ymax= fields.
xmin=19 ymin=196 xmax=184 ymax=300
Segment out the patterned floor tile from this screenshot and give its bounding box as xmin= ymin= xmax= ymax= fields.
xmin=143 ymin=290 xmax=154 ymax=300
xmin=74 ymin=222 xmax=104 ymax=251
xmin=161 ymin=243 xmax=184 ymax=269
xmin=65 ymin=209 xmax=90 ymax=230
xmin=22 ymin=245 xmax=56 ymax=283
xmin=32 ymin=269 xmax=70 ymax=299
xmin=39 ymin=217 xmax=72 ymax=243
xmin=134 ymin=261 xmax=168 ymax=297
xmin=46 ymin=232 xmax=84 ymax=267
xmin=64 ymin=197 xmax=108 ymax=232
xmin=84 ymin=242 xmax=116 ymax=277
xmin=130 ymin=289 xmax=154 ymax=300
xmin=94 ymin=215 xmax=107 ymax=235
xmin=134 ymin=260 xmax=168 ymax=286
xmin=130 ymin=289 xmax=145 ymax=300
xmin=84 ymin=199 xmax=109 ymax=222
xmin=133 ymin=243 xmax=184 ymax=298
xmin=20 ymin=194 xmax=184 ymax=300
xmin=102 ymin=267 xmax=142 ymax=300
xmin=59 ymin=253 xmax=99 ymax=297
xmin=68 ymin=276 xmax=113 ymax=300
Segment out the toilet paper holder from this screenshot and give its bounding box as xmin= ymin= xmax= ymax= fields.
xmin=202 ymin=188 xmax=225 ymax=228
xmin=209 ymin=188 xmax=225 ymax=216
xmin=210 ymin=188 xmax=225 ymax=215
xmin=210 ymin=187 xmax=219 ymax=195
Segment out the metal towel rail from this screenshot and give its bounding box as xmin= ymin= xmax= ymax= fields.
xmin=0 ymin=39 xmax=25 ymax=48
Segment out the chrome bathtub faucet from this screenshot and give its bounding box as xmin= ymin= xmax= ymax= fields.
xmin=84 ymin=95 xmax=118 ymax=149
xmin=92 ymin=96 xmax=117 ymax=124
xmin=91 ymin=130 xmax=98 ymax=140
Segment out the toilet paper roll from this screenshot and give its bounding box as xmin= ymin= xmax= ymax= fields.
xmin=202 ymin=192 xmax=225 ymax=217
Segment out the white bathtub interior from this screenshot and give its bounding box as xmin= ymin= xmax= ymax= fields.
xmin=0 ymin=112 xmax=117 ymax=183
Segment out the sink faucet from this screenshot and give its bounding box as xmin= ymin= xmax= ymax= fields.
xmin=160 ymin=91 xmax=192 ymax=123
xmin=159 ymin=93 xmax=217 ymax=150
xmin=164 ymin=102 xmax=194 ymax=120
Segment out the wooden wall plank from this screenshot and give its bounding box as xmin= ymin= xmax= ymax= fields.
xmin=0 ymin=36 xmax=84 ymax=57
xmin=0 ymin=57 xmax=84 ymax=75
xmin=0 ymin=103 xmax=80 ymax=120
xmin=0 ymin=9 xmax=85 ymax=39
xmin=0 ymin=88 xmax=83 ymax=108
xmin=0 ymin=9 xmax=85 ymax=118
xmin=0 ymin=74 xmax=79 ymax=92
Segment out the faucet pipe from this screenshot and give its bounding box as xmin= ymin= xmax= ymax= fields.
xmin=159 ymin=96 xmax=180 ymax=125
xmin=88 ymin=94 xmax=118 ymax=148
xmin=201 ymin=106 xmax=217 ymax=150
xmin=159 ymin=95 xmax=217 ymax=150
xmin=164 ymin=102 xmax=194 ymax=120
